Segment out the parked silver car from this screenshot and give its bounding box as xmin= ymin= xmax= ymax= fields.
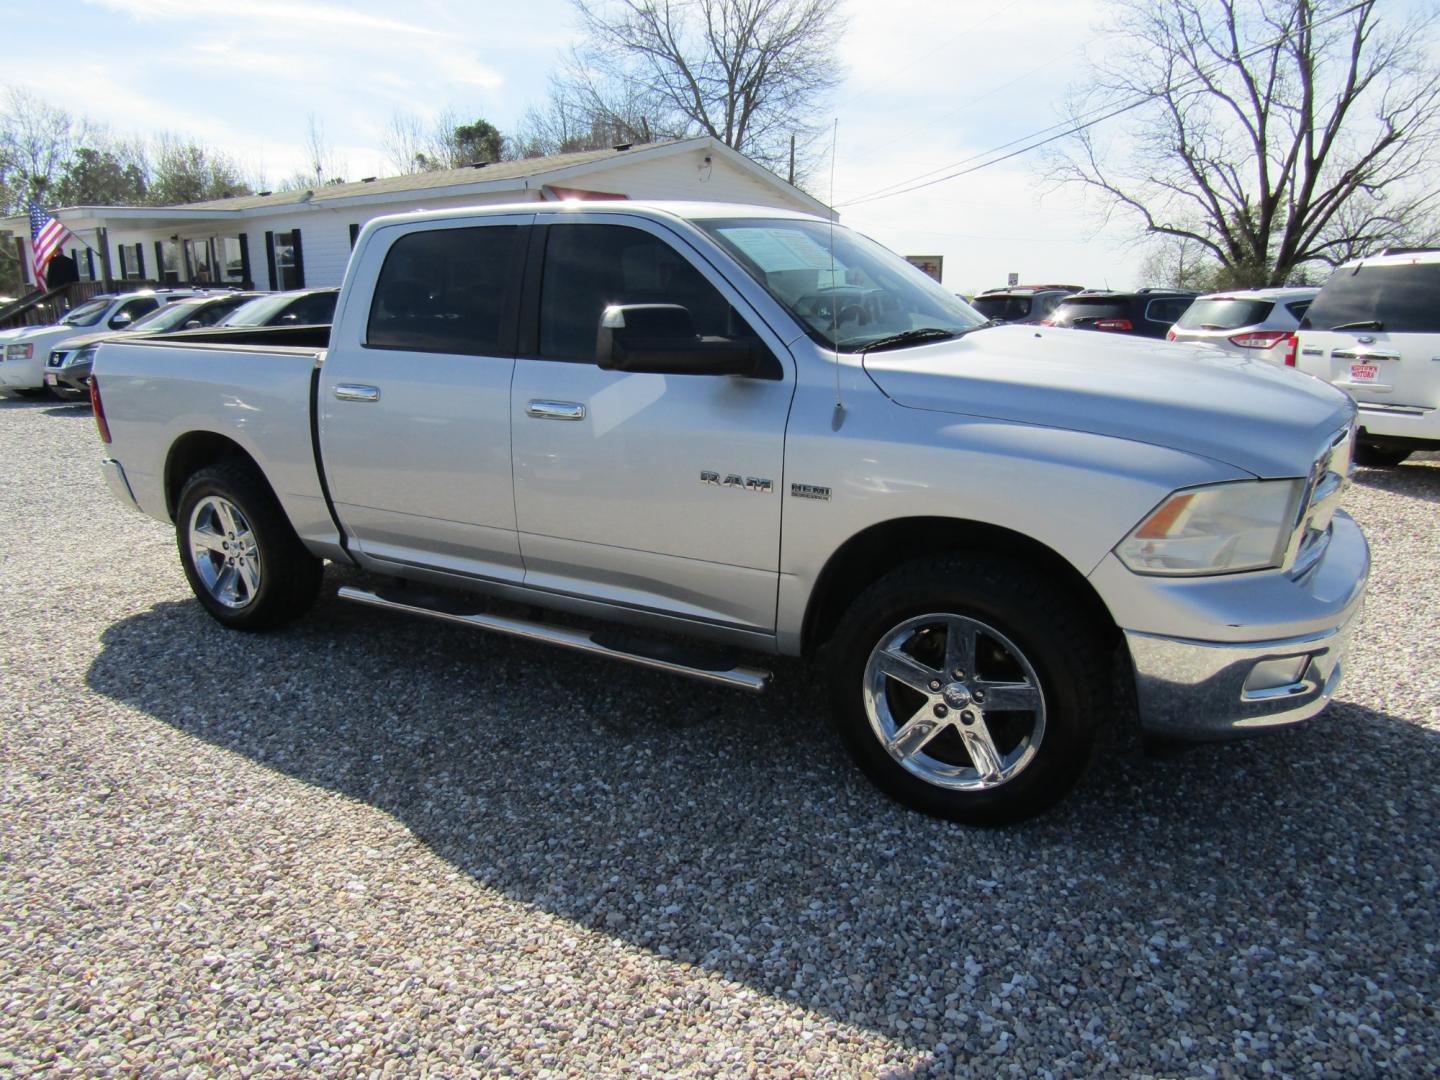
xmin=1168 ymin=286 xmax=1318 ymax=361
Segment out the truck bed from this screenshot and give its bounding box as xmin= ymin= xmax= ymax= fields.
xmin=93 ymin=331 xmax=340 ymax=551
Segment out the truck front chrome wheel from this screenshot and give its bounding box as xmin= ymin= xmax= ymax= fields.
xmin=188 ymin=495 xmax=261 ymax=609
xmin=863 ymin=613 xmax=1046 ymax=791
xmin=827 ymin=555 xmax=1104 ymax=824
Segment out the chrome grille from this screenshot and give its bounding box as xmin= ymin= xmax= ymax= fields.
xmin=1287 ymin=422 xmax=1353 ymax=577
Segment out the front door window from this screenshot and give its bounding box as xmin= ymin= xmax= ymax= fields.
xmin=273 ymin=231 xmax=301 ymax=290
xmin=186 ymin=238 xmax=215 ymax=284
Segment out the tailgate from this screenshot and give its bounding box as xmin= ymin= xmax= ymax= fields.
xmin=1299 ymin=329 xmax=1440 ymax=409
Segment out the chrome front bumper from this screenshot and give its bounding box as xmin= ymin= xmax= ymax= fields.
xmin=1121 ymin=511 xmax=1369 ymax=741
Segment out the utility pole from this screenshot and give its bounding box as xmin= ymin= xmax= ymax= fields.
xmin=788 ymin=134 xmax=796 ymax=185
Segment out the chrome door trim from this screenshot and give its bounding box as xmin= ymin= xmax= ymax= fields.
xmin=333 ymin=383 xmax=381 ymax=402
xmin=1331 ymin=350 xmax=1401 ymax=363
xmin=526 ymin=399 xmax=586 ymax=421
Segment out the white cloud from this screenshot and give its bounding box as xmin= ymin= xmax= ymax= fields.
xmin=83 ymin=0 xmax=444 ymax=37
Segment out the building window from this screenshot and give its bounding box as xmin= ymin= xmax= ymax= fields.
xmin=218 ymin=236 xmax=248 ymax=284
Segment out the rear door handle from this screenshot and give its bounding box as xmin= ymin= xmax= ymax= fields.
xmin=334 ymin=384 xmax=380 ymax=402
xmin=526 ymin=400 xmax=586 ymax=421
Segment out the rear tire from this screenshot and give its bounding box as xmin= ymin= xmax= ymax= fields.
xmin=176 ymin=461 xmax=322 ymax=631
xmin=825 ymin=555 xmax=1106 ymax=825
xmin=1353 ymin=443 xmax=1411 ymax=468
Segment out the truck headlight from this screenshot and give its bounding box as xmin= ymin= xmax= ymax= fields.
xmin=72 ymin=346 xmax=97 ymax=367
xmin=7 ymin=343 xmax=33 ymax=360
xmin=1117 ymin=479 xmax=1304 ymax=576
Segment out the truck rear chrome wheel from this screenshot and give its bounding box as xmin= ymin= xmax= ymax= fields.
xmin=175 ymin=461 xmax=322 ymax=632
xmin=188 ymin=495 xmax=261 ymax=610
xmin=863 ymin=613 xmax=1046 ymax=791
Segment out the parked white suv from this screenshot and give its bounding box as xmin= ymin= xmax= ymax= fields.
xmin=1295 ymin=250 xmax=1440 ymax=467
xmin=1168 ymin=286 xmax=1318 ymax=360
xmin=1 ymin=290 xmax=200 ymax=396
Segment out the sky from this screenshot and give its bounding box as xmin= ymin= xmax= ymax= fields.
xmin=10 ymin=0 xmax=1152 ymax=289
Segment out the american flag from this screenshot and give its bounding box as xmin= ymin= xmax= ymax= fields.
xmin=29 ymin=203 xmax=73 ymax=282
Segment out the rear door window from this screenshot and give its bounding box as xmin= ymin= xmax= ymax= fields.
xmin=1050 ymin=299 xmax=1129 ymax=325
xmin=1144 ymin=297 xmax=1194 ymax=324
xmin=368 ymin=226 xmax=522 ymax=354
xmin=287 ymin=291 xmax=337 ymax=325
xmin=1175 ymin=299 xmax=1273 ymax=330
xmin=1302 ymin=263 xmax=1440 ymax=332
xmin=971 ymin=295 xmax=1033 ymax=321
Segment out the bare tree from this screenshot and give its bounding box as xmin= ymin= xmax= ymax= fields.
xmin=279 ymin=113 xmax=348 ymax=189
xmin=149 ymin=134 xmax=252 ymax=205
xmin=0 ymin=87 xmax=89 ymax=214
xmin=555 ymin=0 xmax=844 ymax=179
xmin=1052 ymin=0 xmax=1440 ymax=285
xmin=382 ymin=109 xmax=432 ymax=173
xmin=511 ymin=72 xmax=677 ymax=158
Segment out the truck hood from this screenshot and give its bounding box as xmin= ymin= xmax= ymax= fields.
xmin=861 ymin=325 xmax=1355 ymax=477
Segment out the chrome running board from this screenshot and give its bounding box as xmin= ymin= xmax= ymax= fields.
xmin=337 ymin=585 xmax=772 ymax=693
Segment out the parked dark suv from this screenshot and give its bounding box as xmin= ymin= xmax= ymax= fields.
xmin=1044 ymin=289 xmax=1200 ymax=339
xmin=970 ymin=285 xmax=1082 ymax=324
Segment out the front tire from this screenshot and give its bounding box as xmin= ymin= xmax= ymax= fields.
xmin=176 ymin=462 xmax=322 ymax=631
xmin=826 ymin=555 xmax=1107 ymax=825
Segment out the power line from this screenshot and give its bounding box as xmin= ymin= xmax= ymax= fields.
xmin=836 ymin=36 xmax=1097 ymax=179
xmin=835 ymin=0 xmax=1370 ymax=210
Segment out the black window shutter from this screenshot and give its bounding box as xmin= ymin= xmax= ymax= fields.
xmin=348 ymin=223 xmax=359 ymax=248
xmin=238 ymin=233 xmax=251 ymax=287
xmin=291 ymin=229 xmax=305 ymax=287
xmin=119 ymin=246 xmax=129 ymax=278
xmin=265 ymin=232 xmax=277 ymax=290
xmin=86 ymin=248 xmax=96 ymax=279
xmin=136 ymin=243 xmax=145 ymax=280
xmin=154 ymin=241 xmax=164 ymax=282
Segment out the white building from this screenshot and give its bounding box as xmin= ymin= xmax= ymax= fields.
xmin=3 ymin=138 xmax=832 ymax=293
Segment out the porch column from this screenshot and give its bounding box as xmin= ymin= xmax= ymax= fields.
xmin=97 ymin=227 xmax=115 ymax=290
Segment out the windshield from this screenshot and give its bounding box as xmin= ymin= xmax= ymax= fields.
xmin=127 ymin=301 xmax=207 ymax=332
xmin=59 ymin=299 xmax=111 ymax=326
xmin=1175 ymin=298 xmax=1273 ymax=330
xmin=698 ymin=218 xmax=985 ymax=351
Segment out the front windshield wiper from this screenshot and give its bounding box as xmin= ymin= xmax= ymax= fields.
xmin=861 ymin=327 xmax=963 ymax=353
xmin=1330 ymin=319 xmax=1383 ymax=331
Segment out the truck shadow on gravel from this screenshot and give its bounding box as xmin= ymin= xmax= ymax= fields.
xmin=86 ymin=577 xmax=1440 ymax=1066
xmin=1351 ymin=459 xmax=1440 ymax=505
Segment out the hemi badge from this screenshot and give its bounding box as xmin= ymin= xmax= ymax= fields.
xmin=791 ymin=483 xmax=831 ymax=502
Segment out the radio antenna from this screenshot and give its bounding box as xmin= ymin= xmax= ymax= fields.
xmin=828 ymin=118 xmax=843 ymax=428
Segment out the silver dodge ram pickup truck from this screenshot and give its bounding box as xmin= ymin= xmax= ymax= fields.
xmin=91 ymin=201 xmax=1369 ymax=823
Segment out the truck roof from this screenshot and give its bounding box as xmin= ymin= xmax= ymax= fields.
xmin=361 ymin=199 xmax=830 ymax=234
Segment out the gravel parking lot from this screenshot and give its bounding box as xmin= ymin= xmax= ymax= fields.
xmin=2 ymin=393 xmax=1438 ymax=1077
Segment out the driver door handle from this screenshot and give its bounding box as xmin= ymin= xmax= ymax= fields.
xmin=334 ymin=383 xmax=381 ymax=402
xmin=527 ymin=400 xmax=586 ymax=421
